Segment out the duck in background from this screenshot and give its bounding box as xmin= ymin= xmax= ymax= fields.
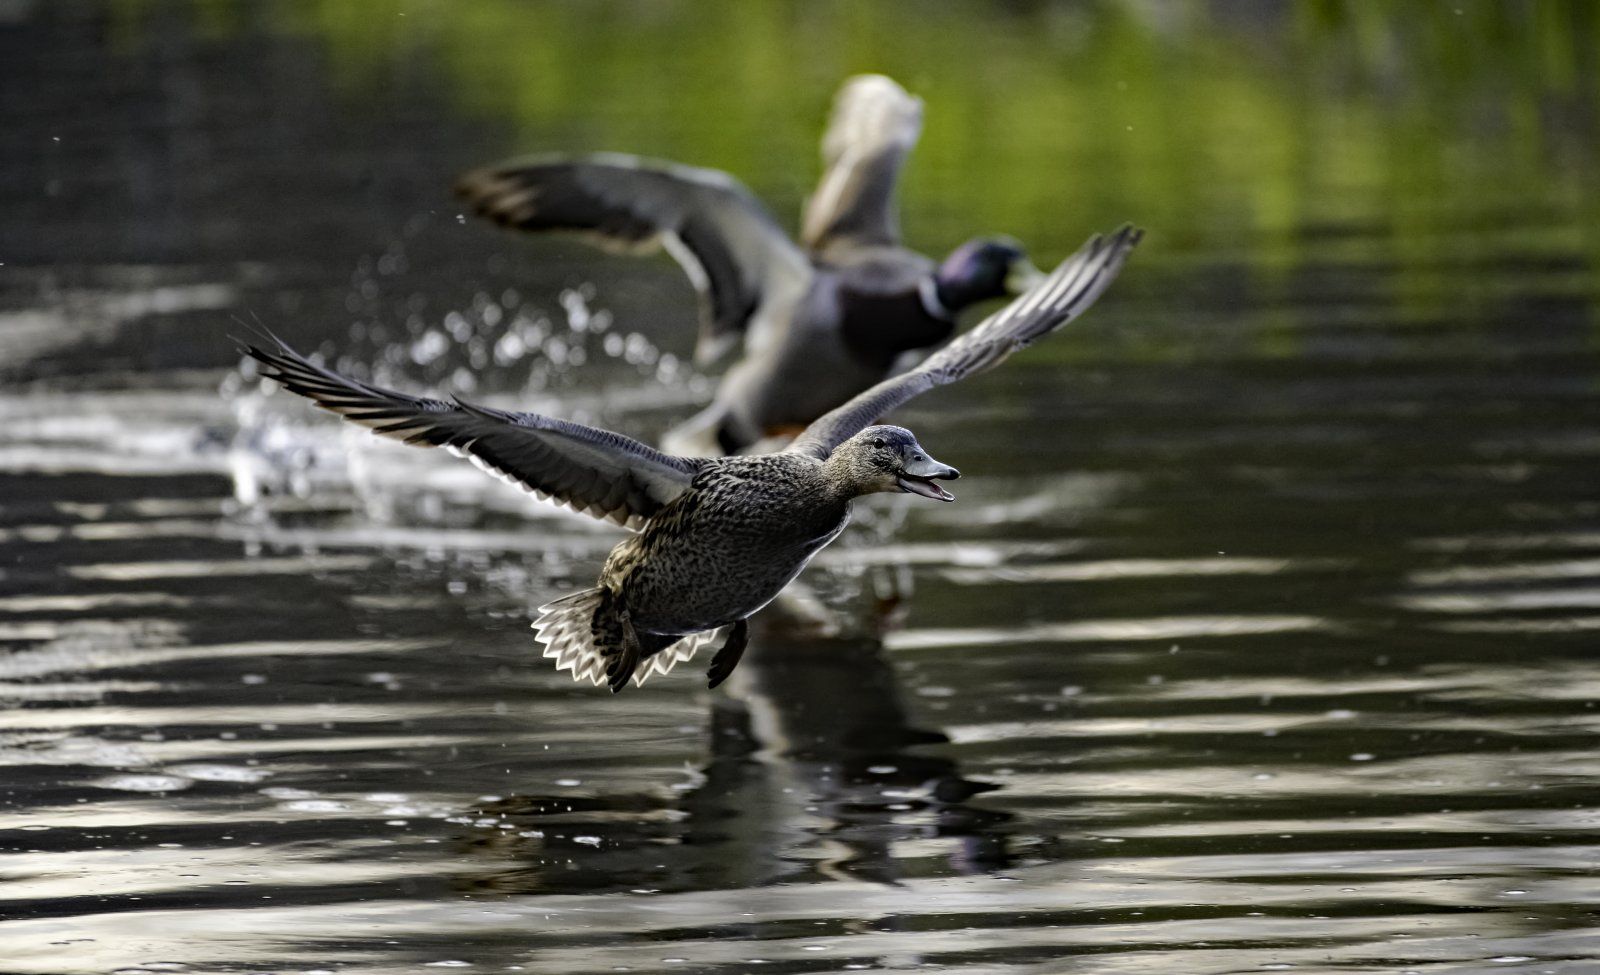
xmin=455 ymin=74 xmax=1046 ymax=456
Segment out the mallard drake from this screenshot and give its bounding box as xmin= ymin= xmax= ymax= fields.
xmin=244 ymin=225 xmax=1140 ymax=692
xmin=455 ymin=74 xmax=1047 ymax=456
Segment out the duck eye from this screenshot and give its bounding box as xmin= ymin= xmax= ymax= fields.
xmin=870 ymin=438 xmax=885 ymax=448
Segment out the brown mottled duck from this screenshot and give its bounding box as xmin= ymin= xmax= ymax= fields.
xmin=243 ymin=225 xmax=1141 ymax=692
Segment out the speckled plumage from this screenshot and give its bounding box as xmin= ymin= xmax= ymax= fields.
xmin=530 ymin=435 xmax=935 ymax=691
xmin=243 ymin=223 xmax=1139 ymax=693
xmin=604 ymin=453 xmax=851 ymax=633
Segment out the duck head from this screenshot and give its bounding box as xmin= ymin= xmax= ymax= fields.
xmin=932 ymin=236 xmax=1044 ymax=313
xmin=827 ymin=425 xmax=960 ymax=501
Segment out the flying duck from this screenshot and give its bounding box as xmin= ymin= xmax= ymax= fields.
xmin=244 ymin=225 xmax=1141 ymax=692
xmin=455 ymin=74 xmax=1047 ymax=456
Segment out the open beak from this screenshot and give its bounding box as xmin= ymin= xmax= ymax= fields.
xmin=897 ymin=455 xmax=960 ymax=502
xmin=1004 ymin=258 xmax=1047 ymax=295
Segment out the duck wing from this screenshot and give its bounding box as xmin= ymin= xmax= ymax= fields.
xmin=456 ymin=152 xmax=809 ymax=365
xmin=244 ymin=336 xmax=705 ymax=530
xmin=800 ymin=74 xmax=923 ymax=254
xmin=787 ymin=225 xmax=1143 ymax=459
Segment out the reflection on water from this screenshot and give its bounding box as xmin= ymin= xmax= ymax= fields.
xmin=5 ymin=2 xmax=1600 ymax=973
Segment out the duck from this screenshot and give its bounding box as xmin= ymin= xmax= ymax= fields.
xmin=454 ymin=74 xmax=1047 ymax=457
xmin=244 ymin=224 xmax=1140 ymax=693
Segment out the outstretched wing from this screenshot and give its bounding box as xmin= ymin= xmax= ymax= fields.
xmin=245 ymin=336 xmax=705 ymax=529
xmin=800 ymin=74 xmax=924 ymax=254
xmin=787 ymin=225 xmax=1143 ymax=459
xmin=455 ymin=152 xmax=809 ymax=364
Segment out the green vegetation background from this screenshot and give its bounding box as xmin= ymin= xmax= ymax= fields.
xmin=110 ymin=0 xmax=1600 ymax=357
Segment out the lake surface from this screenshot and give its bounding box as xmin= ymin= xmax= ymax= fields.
xmin=4 ymin=3 xmax=1600 ymax=973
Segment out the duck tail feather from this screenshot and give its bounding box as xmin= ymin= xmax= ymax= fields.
xmin=533 ymin=588 xmax=722 ymax=689
xmin=532 ymin=588 xmax=609 ymax=687
xmin=633 ymin=627 xmax=723 ymax=686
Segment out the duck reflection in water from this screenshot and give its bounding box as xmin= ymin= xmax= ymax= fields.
xmin=694 ymin=612 xmax=1016 ymax=884
xmin=459 ymin=612 xmax=1012 ymax=892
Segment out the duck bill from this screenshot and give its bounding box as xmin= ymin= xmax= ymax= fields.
xmin=1005 ymin=258 xmax=1047 ymax=294
xmin=897 ymin=475 xmax=955 ymax=501
xmin=897 ymin=455 xmax=960 ymax=502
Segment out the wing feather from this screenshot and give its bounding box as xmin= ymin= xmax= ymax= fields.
xmin=801 ymin=75 xmax=923 ymax=252
xmin=244 ymin=336 xmax=704 ymax=529
xmin=455 ymin=152 xmax=809 ymax=364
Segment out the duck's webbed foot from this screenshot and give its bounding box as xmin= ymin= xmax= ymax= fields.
xmin=706 ymin=618 xmax=750 ymax=690
xmin=605 ymin=607 xmax=643 ymax=694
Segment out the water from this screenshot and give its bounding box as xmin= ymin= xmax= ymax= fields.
xmin=4 ymin=2 xmax=1600 ymax=973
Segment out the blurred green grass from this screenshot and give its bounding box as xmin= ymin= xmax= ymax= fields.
xmin=107 ymin=0 xmax=1600 ymax=358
